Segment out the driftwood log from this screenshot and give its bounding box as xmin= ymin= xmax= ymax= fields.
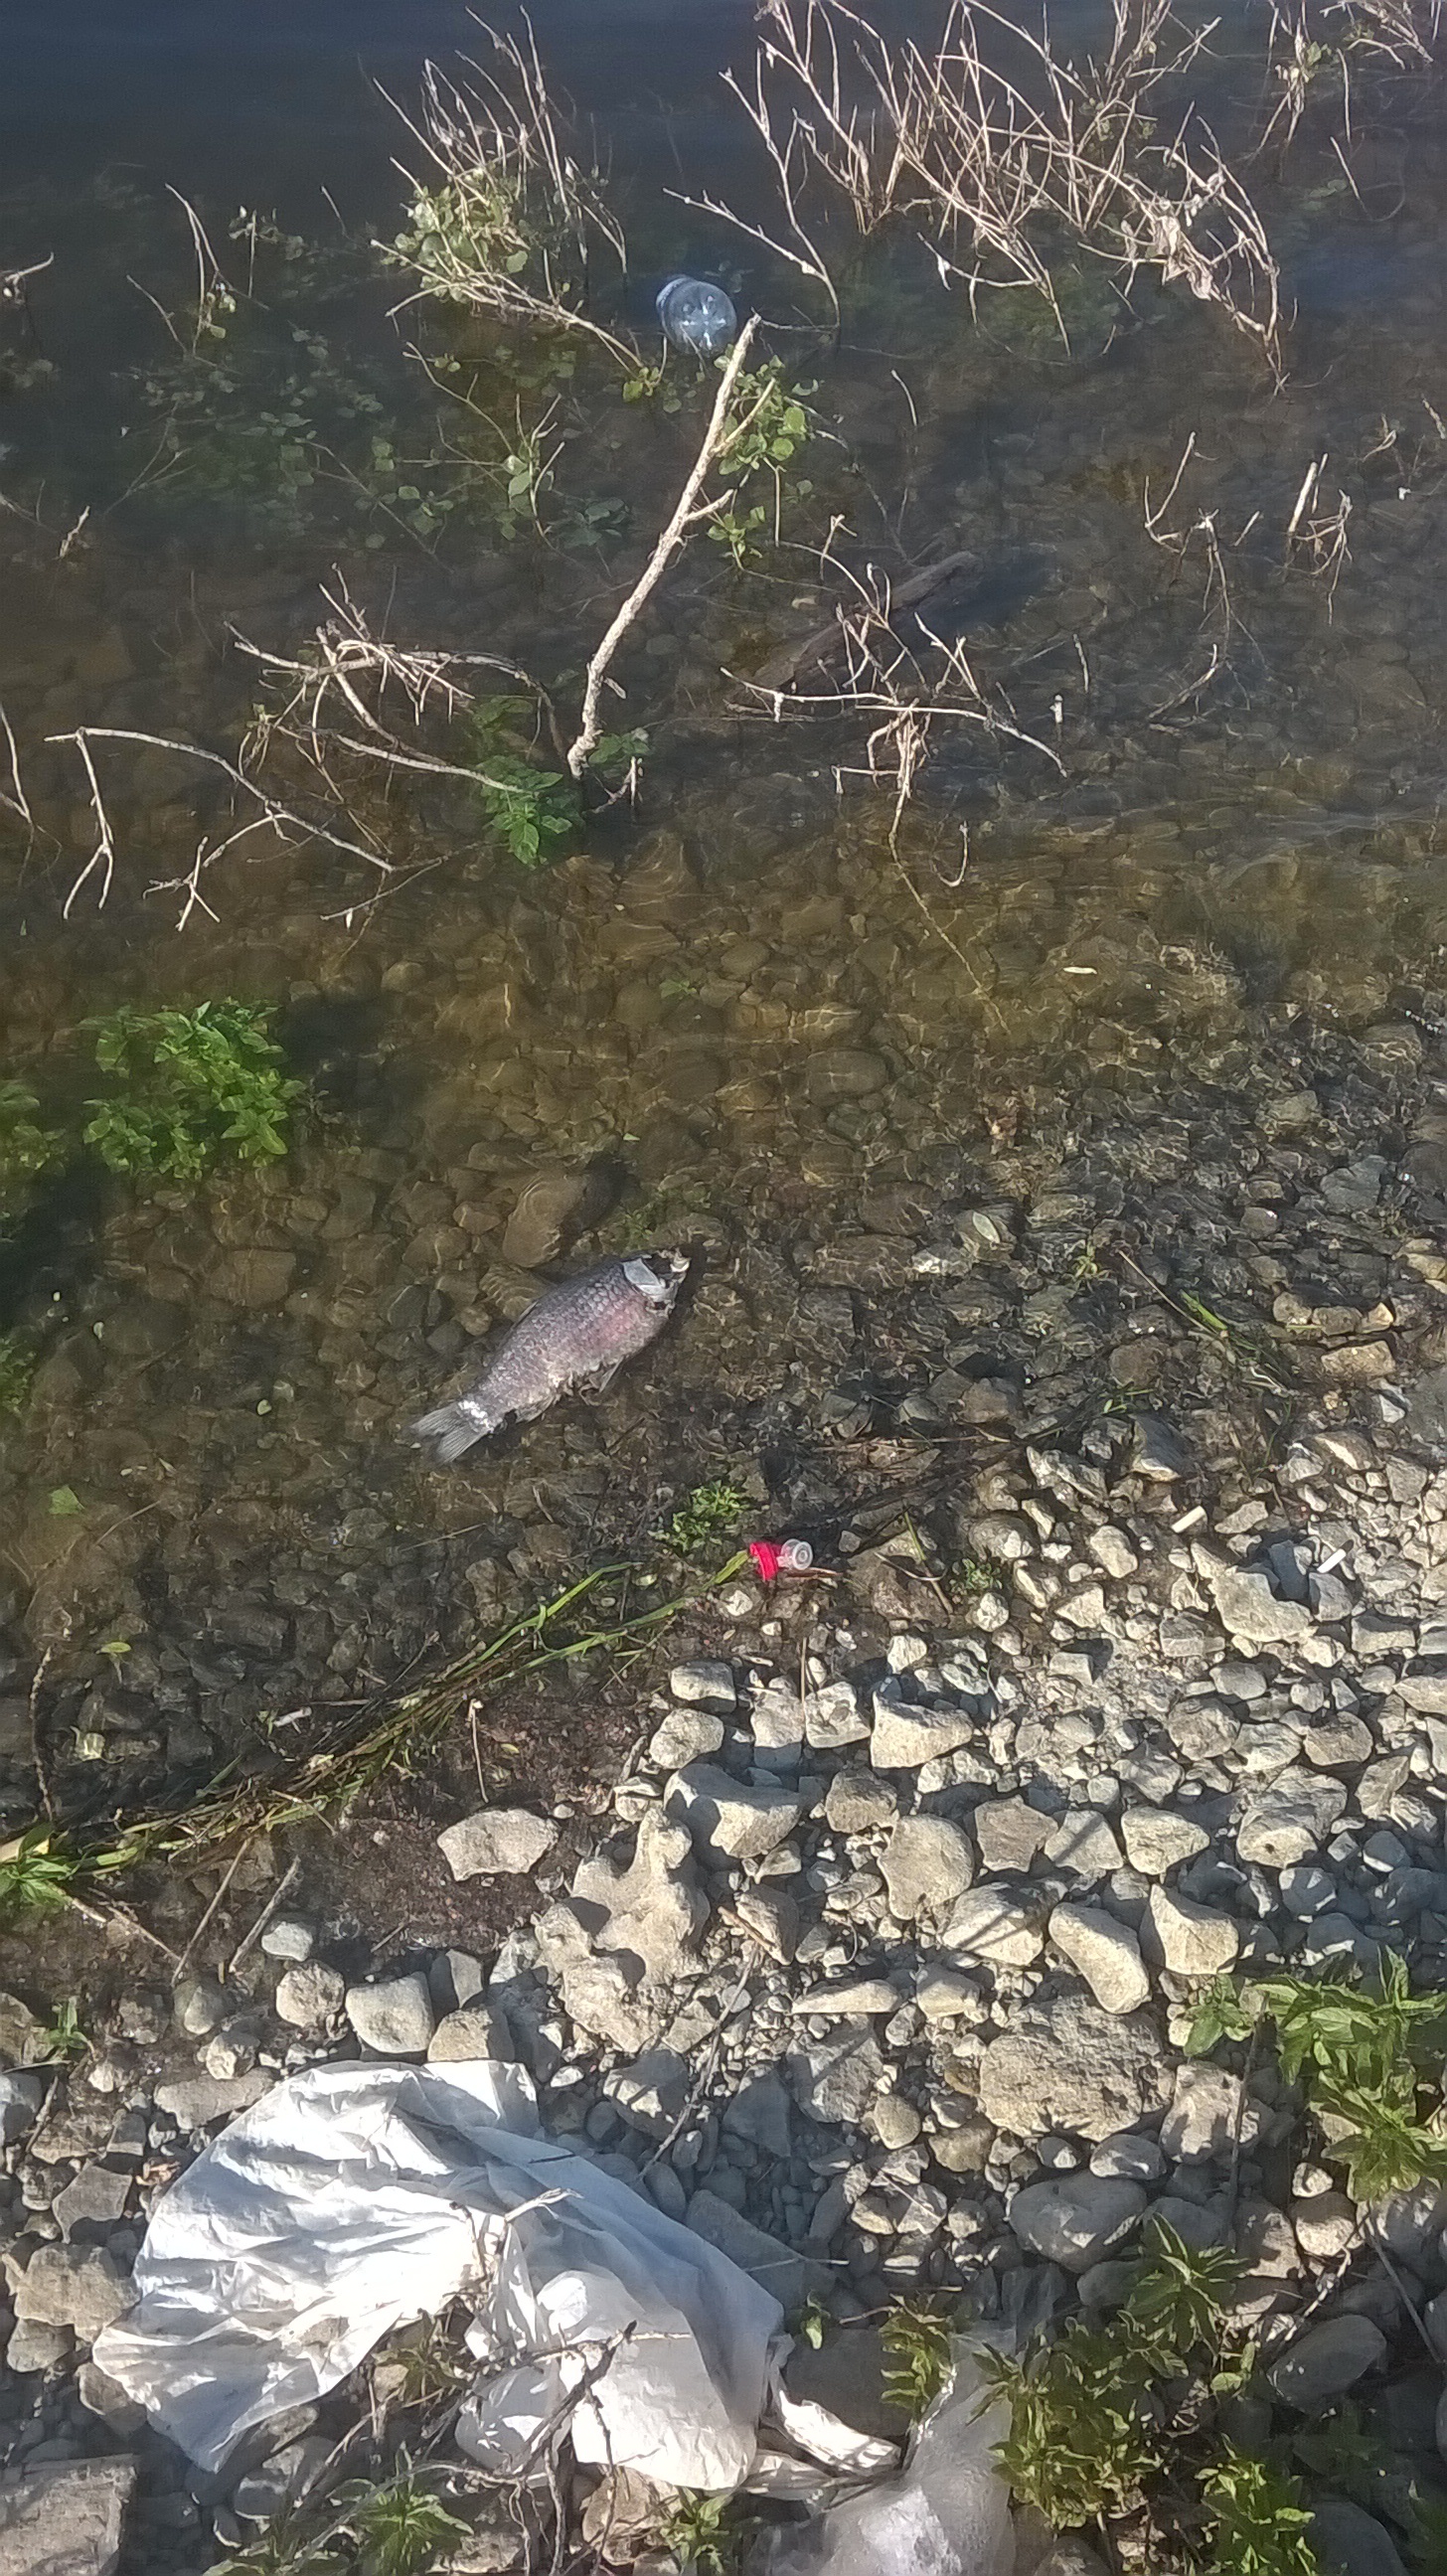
xmin=750 ymin=548 xmax=979 ymax=693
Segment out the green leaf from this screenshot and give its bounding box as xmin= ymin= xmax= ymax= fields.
xmin=48 ymin=1486 xmax=83 ymax=1517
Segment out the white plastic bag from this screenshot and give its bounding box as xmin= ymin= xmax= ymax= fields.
xmin=94 ymin=2058 xmax=783 ymax=2490
xmin=753 ymin=2352 xmax=1014 ymax=2576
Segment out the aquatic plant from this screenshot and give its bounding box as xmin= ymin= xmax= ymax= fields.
xmin=0 ymin=1081 xmax=63 ymax=1218
xmin=82 ymin=1002 xmax=305 ymax=1181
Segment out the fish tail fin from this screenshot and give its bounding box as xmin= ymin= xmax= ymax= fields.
xmin=409 ymin=1399 xmax=492 ymax=1463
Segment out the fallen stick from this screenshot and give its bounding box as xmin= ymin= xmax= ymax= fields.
xmin=751 ymin=546 xmax=979 ymax=691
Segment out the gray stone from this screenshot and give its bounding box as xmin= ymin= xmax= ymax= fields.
xmin=1268 ymin=2315 xmax=1386 ymax=2408
xmin=172 ymin=1975 xmax=230 ymax=2038
xmin=1048 ymin=1905 xmax=1150 ymax=2013
xmin=0 ymin=2455 xmax=135 ymax=2575
xmin=1089 ymin=1527 xmax=1140 ymax=1579
xmin=750 ymin=1680 xmax=805 ymax=1765
xmin=1303 ymin=1714 xmax=1374 ymax=1768
xmin=724 ymin=2071 xmax=793 ymax=2159
xmin=785 ymin=2024 xmax=887 ymax=2126
xmin=793 ymin=1979 xmax=900 ymax=2017
xmin=1291 ymin=2192 xmax=1358 ymax=2260
xmin=345 ymin=1973 xmax=435 ymax=2056
xmin=1132 ymin=1415 xmax=1191 ymax=1478
xmin=1236 ymin=1772 xmax=1349 ymax=1868
xmin=437 ymin=1808 xmax=559 ymax=1879
xmin=686 ymin=2188 xmax=829 ymax=2311
xmin=825 ymin=1771 xmax=898 ymax=1833
xmin=4 ymin=2318 xmax=72 ymax=2374
xmin=1160 ymin=2063 xmax=1261 ymax=2164
xmin=429 ymin=1950 xmax=487 ymax=2013
xmin=1146 ymin=1885 xmax=1239 ymax=1979
xmin=872 ymin=2094 xmax=922 ymax=2149
xmin=670 ymin=1662 xmax=737 ymax=1711
xmin=0 ymin=2070 xmax=44 ymax=2143
xmin=1045 ymin=1812 xmax=1125 ymax=1881
xmin=1368 ymin=2180 xmax=1447 ymax=2263
xmin=604 ymin=2048 xmax=690 ymax=2138
xmin=427 ymin=2005 xmax=515 ymax=2062
xmin=1166 ymin=1695 xmax=1239 ymax=1762
xmin=13 ymin=2244 xmax=131 ymax=2339
xmin=648 ymin=1708 xmax=725 ymax=1769
xmin=571 ymin=1804 xmax=709 ymax=1979
xmin=232 ymin=2435 xmax=333 ymax=2520
xmin=1120 ymin=1808 xmax=1209 ymax=1876
xmin=1198 ymin=1550 xmax=1315 ymax=1646
xmin=943 ymin=1884 xmax=1046 ymax=1965
xmin=916 ymin=1967 xmax=984 ymax=2020
xmin=53 ymin=2165 xmax=131 ymax=2238
xmin=1397 ymin=1665 xmax=1447 ymax=1715
xmin=870 ymin=1688 xmax=978 ymax=1771
xmin=259 ymin=1915 xmax=316 ymax=1963
xmin=1089 ymin=2132 xmax=1166 ymax=2183
xmin=971 ymin=1798 xmax=1054 ymax=1873
xmin=76 ymin=2362 xmax=145 ymax=2433
xmin=804 ymin=1682 xmax=870 ymax=1749
xmin=1311 ymin=2499 xmax=1408 ymax=2576
xmin=666 ymin=1763 xmax=803 ymax=1867
xmin=881 ymin=1817 xmax=976 ymax=1919
xmin=154 ymin=2069 xmax=270 ymax=2129
xmin=1010 ymin=2174 xmax=1147 ymax=2271
xmin=733 ymin=1886 xmax=801 ymax=1963
xmin=979 ymin=1991 xmax=1169 ymax=2143
xmin=534 ymin=1928 xmax=650 ymax=2052
xmin=274 ymin=1962 xmax=345 ymax=2029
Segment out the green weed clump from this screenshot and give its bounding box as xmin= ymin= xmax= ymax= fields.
xmin=0 ymin=1331 xmax=36 ymax=1415
xmin=1199 ymin=2449 xmax=1320 ymax=2576
xmin=0 ymin=1825 xmax=84 ymax=1923
xmin=0 ymin=1082 xmax=63 ymax=1223
xmin=82 ymin=1002 xmax=304 ymax=1182
xmin=1189 ymin=1960 xmax=1447 ymax=2202
xmin=657 ymin=2491 xmax=753 ymax=2576
xmin=881 ymin=2299 xmax=956 ymax=2420
xmin=461 ymin=698 xmax=645 ymax=866
xmin=710 ymin=360 xmax=816 ymax=568
xmin=661 ymin=1480 xmax=749 ymax=1553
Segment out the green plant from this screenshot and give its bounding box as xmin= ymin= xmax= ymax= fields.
xmin=794 ymin=2293 xmax=829 ymax=2350
xmin=0 ymin=1081 xmax=63 ymax=1221
xmin=39 ymin=1997 xmax=89 ymax=2061
xmin=1188 ymin=1963 xmax=1447 ymax=2201
xmin=985 ymin=2318 xmax=1164 ymax=2529
xmin=334 ymin=2474 xmax=468 ymax=2576
xmin=881 ymin=2299 xmax=955 ymax=2420
xmin=1125 ymin=2219 xmax=1241 ymax=2355
xmin=1292 ymin=2401 xmax=1391 ymax=2508
xmin=709 ymin=360 xmax=816 ymax=568
xmin=661 ymin=1480 xmax=750 ymax=1553
xmin=0 ymin=1332 xmax=36 ymax=1415
xmin=1198 ymin=2448 xmax=1320 ymax=2576
xmin=0 ymin=1826 xmax=82 ymax=1923
xmin=657 ymin=2491 xmax=752 ymax=2576
xmin=82 ymin=1002 xmax=305 ymax=1182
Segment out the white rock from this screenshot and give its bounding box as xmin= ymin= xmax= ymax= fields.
xmin=942 ymin=1885 xmax=1046 ymax=1966
xmin=804 ymin=1681 xmax=869 ymax=1749
xmin=1045 ymin=1811 xmax=1125 ymax=1881
xmin=274 ymin=1962 xmax=345 ymax=2028
xmin=665 ymin=1763 xmax=803 ymax=1866
xmin=345 ymin=1972 xmax=435 ymax=2056
xmin=1048 ymin=1905 xmax=1151 ymax=2014
xmin=670 ymin=1661 xmax=737 ymax=1710
xmin=437 ymin=1808 xmax=559 ymax=1880
xmin=1146 ymin=1884 xmax=1239 ymax=1979
xmin=870 ymin=1686 xmax=978 ymax=1771
xmin=915 ymin=1968 xmax=985 ymax=2021
xmin=1010 ymin=2174 xmax=1146 ymax=2272
xmin=1290 ymin=2191 xmax=1358 ymax=2260
xmin=792 ymin=1980 xmax=900 ymax=2017
xmin=1236 ymin=1771 xmax=1348 ymax=1868
xmin=1120 ymin=1808 xmax=1209 ymax=1876
xmin=1160 ymin=2062 xmax=1261 ymax=2164
xmin=881 ymin=1817 xmax=976 ymax=1919
xmin=1089 ymin=1527 xmax=1139 ymax=1579
xmin=1089 ymin=2132 xmax=1166 ymax=2183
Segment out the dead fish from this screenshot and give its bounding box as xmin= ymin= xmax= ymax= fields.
xmin=409 ymin=1250 xmax=688 ymax=1463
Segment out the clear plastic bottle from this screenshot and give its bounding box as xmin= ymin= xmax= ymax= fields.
xmin=655 ymin=275 xmax=737 ymax=358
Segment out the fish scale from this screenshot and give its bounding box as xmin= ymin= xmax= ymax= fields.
xmin=408 ymin=1251 xmax=688 ymax=1462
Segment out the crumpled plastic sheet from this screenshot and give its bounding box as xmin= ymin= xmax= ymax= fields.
xmin=753 ymin=2356 xmax=1014 ymax=2576
xmin=94 ymin=2057 xmax=784 ymax=2490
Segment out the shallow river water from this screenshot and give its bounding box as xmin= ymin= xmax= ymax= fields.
xmin=1 ymin=0 xmax=1446 ymax=1906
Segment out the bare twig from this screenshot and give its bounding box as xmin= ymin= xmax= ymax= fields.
xmin=564 ymin=316 xmax=760 ymax=777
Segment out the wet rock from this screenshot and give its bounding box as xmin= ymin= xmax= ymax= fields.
xmin=438 ymin=1808 xmax=559 ymax=1879
xmin=209 ymin=1248 xmax=296 ymax=1308
xmin=274 ymin=1963 xmax=345 ymax=2029
xmin=1048 ymin=1905 xmax=1151 ymax=2013
xmin=345 ymin=1973 xmax=435 ymax=2056
xmin=0 ymin=2069 xmax=44 ymax=2142
xmin=502 ymin=1162 xmax=616 ymax=1268
xmin=12 ymin=2243 xmax=131 ymax=2339
xmin=0 ymin=2456 xmax=136 ymax=2574
xmin=666 ymin=1763 xmax=803 ymax=1867
xmin=804 ymin=1048 xmax=888 ymax=1104
xmin=881 ymin=1817 xmax=976 ymax=1918
xmin=1160 ymin=2063 xmax=1261 ymax=2164
xmin=979 ymin=1991 xmax=1168 ymax=2142
xmin=1146 ymin=1884 xmax=1239 ymax=1978
xmin=604 ymin=2047 xmax=690 ymax=2138
xmin=1268 ymin=2315 xmax=1387 ymax=2408
xmin=1010 ymin=2174 xmax=1147 ymax=2272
